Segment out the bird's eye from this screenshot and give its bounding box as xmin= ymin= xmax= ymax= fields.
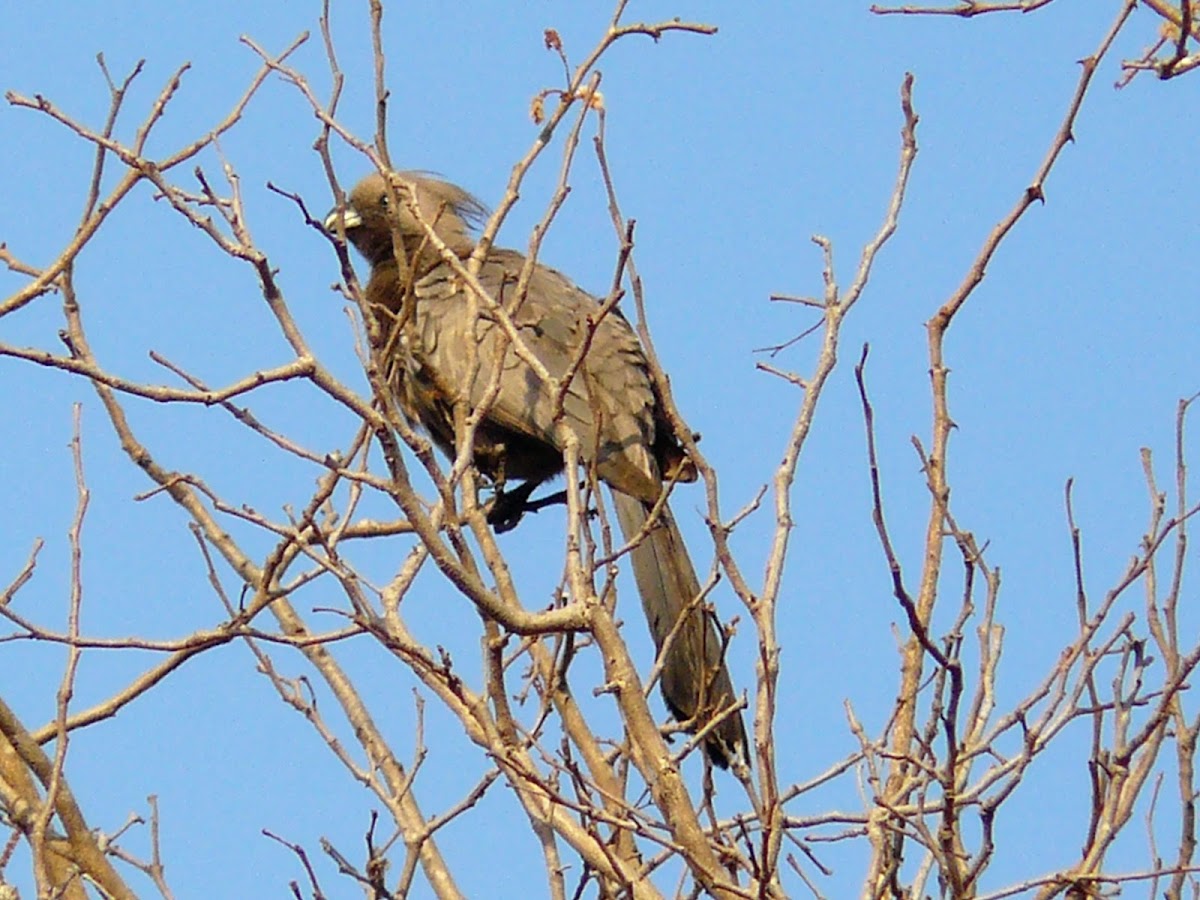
xmin=379 ymin=195 xmax=389 ymax=208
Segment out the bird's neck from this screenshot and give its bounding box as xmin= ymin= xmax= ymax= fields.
xmin=365 ymin=259 xmax=409 ymax=315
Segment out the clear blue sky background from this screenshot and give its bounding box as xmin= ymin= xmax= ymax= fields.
xmin=2 ymin=2 xmax=1198 ymax=897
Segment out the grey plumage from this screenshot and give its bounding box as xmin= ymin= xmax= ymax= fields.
xmin=327 ymin=171 xmax=747 ymax=768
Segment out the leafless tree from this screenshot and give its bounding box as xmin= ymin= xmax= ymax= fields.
xmin=1 ymin=2 xmax=1198 ymax=897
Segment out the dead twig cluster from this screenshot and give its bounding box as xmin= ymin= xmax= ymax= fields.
xmin=1 ymin=2 xmax=1196 ymax=898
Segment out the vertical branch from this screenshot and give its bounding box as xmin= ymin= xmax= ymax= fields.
xmin=82 ymin=55 xmax=144 ymax=221
xmin=875 ymin=4 xmax=1136 ymax=889
xmin=369 ymin=0 xmax=391 ymax=170
xmin=31 ymin=402 xmax=90 ymax=898
xmin=1162 ymin=394 xmax=1198 ymax=899
xmin=0 ymin=402 xmax=132 ymax=900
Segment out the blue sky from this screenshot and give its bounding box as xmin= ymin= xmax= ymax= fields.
xmin=2 ymin=2 xmax=1198 ymax=897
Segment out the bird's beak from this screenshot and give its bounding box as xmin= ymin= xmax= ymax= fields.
xmin=324 ymin=205 xmax=362 ymax=233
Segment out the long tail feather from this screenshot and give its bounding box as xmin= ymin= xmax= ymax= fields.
xmin=611 ymin=491 xmax=747 ymax=768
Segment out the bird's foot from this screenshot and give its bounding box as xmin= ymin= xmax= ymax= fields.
xmin=485 ymin=483 xmax=570 ymax=533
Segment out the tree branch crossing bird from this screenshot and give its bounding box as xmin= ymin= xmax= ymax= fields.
xmin=326 ymin=172 xmax=746 ymax=767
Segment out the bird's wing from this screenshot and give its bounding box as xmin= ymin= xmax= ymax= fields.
xmin=412 ymin=250 xmax=661 ymax=500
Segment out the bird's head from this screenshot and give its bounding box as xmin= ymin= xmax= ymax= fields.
xmin=324 ymin=172 xmax=485 ymax=270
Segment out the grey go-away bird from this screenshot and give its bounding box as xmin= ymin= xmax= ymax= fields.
xmin=326 ymin=172 xmax=747 ymax=768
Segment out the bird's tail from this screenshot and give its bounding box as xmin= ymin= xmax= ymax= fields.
xmin=611 ymin=490 xmax=747 ymax=768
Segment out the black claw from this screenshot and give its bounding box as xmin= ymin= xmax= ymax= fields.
xmin=485 ymin=481 xmax=540 ymax=533
xmin=485 ymin=483 xmax=570 ymax=533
